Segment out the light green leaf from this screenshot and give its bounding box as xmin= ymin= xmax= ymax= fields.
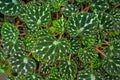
xmin=1 ymin=23 xmax=19 ymax=43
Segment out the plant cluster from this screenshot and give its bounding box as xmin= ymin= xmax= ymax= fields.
xmin=0 ymin=0 xmax=120 ymax=80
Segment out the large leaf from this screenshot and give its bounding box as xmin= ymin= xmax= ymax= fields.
xmin=103 ymin=41 xmax=120 ymax=57
xmin=67 ymin=12 xmax=97 ymax=37
xmin=19 ymin=2 xmax=51 ymax=30
xmin=1 ymin=23 xmax=19 ymax=43
xmin=78 ymin=47 xmax=98 ymax=63
xmin=95 ymin=11 xmax=114 ymax=33
xmin=32 ymin=36 xmax=69 ymax=62
xmin=59 ymin=59 xmax=77 ymax=79
xmin=0 ymin=0 xmax=22 ymax=16
xmin=10 ymin=51 xmax=36 ymax=75
xmin=90 ymin=0 xmax=109 ymax=11
xmin=102 ymin=56 xmax=120 ymax=75
xmin=77 ymin=70 xmax=103 ymax=80
xmin=62 ymin=4 xmax=79 ymax=17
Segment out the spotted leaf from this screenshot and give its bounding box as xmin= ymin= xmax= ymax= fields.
xmin=32 ymin=36 xmax=69 ymax=62
xmin=77 ymin=70 xmax=103 ymax=80
xmin=59 ymin=60 xmax=77 ymax=79
xmin=10 ymin=51 xmax=36 ymax=75
xmin=67 ymin=12 xmax=97 ymax=37
xmin=102 ymin=56 xmax=120 ymax=75
xmin=0 ymin=0 xmax=22 ymax=16
xmin=52 ymin=16 xmax=67 ymax=34
xmin=1 ymin=23 xmax=19 ymax=43
xmin=62 ymin=4 xmax=79 ymax=17
xmin=19 ymin=3 xmax=51 ymax=30
xmin=25 ymin=74 xmax=43 ymax=80
xmin=90 ymin=0 xmax=109 ymax=11
xmin=78 ymin=47 xmax=98 ymax=63
xmin=103 ymin=41 xmax=120 ymax=57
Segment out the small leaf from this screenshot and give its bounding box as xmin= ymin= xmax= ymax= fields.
xmin=105 ymin=75 xmax=120 ymax=80
xmin=1 ymin=23 xmax=19 ymax=43
xmin=102 ymin=56 xmax=120 ymax=75
xmin=52 ymin=15 xmax=67 ymax=34
xmin=62 ymin=4 xmax=79 ymax=17
xmin=59 ymin=59 xmax=77 ymax=79
xmin=77 ymin=70 xmax=103 ymax=80
xmin=0 ymin=0 xmax=22 ymax=16
xmin=78 ymin=47 xmax=98 ymax=63
xmin=10 ymin=51 xmax=36 ymax=75
xmin=67 ymin=12 xmax=97 ymax=37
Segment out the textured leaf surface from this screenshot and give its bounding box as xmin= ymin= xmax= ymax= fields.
xmin=32 ymin=36 xmax=69 ymax=61
xmin=52 ymin=16 xmax=67 ymax=34
xmin=62 ymin=4 xmax=79 ymax=17
xmin=105 ymin=75 xmax=120 ymax=80
xmin=102 ymin=56 xmax=120 ymax=75
xmin=103 ymin=41 xmax=120 ymax=57
xmin=19 ymin=3 xmax=51 ymax=30
xmin=0 ymin=0 xmax=22 ymax=15
xmin=25 ymin=74 xmax=43 ymax=80
xmin=90 ymin=0 xmax=109 ymax=11
xmin=10 ymin=52 xmax=36 ymax=75
xmin=67 ymin=12 xmax=97 ymax=37
xmin=1 ymin=23 xmax=19 ymax=43
xmin=95 ymin=11 xmax=114 ymax=33
xmin=78 ymin=47 xmax=98 ymax=63
xmin=69 ymin=38 xmax=80 ymax=54
xmin=2 ymin=40 xmax=24 ymax=55
xmin=59 ymin=60 xmax=77 ymax=79
xmin=77 ymin=70 xmax=103 ymax=80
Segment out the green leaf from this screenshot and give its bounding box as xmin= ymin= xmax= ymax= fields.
xmin=62 ymin=4 xmax=79 ymax=17
xmin=0 ymin=0 xmax=22 ymax=16
xmin=10 ymin=51 xmax=36 ymax=75
xmin=0 ymin=49 xmax=6 ymax=61
xmin=105 ymin=75 xmax=120 ymax=80
xmin=67 ymin=12 xmax=97 ymax=37
xmin=78 ymin=47 xmax=98 ymax=63
xmin=95 ymin=11 xmax=114 ymax=33
xmin=47 ymin=72 xmax=64 ymax=80
xmin=19 ymin=2 xmax=51 ymax=30
xmin=69 ymin=38 xmax=81 ymax=54
xmin=52 ymin=15 xmax=67 ymax=34
xmin=77 ymin=70 xmax=103 ymax=80
xmin=25 ymin=74 xmax=43 ymax=80
xmin=102 ymin=56 xmax=120 ymax=75
xmin=103 ymin=41 xmax=120 ymax=57
xmin=90 ymin=0 xmax=109 ymax=11
xmin=2 ymin=40 xmax=24 ymax=55
xmin=1 ymin=23 xmax=19 ymax=43
xmin=59 ymin=60 xmax=77 ymax=79
xmin=81 ymin=34 xmax=97 ymax=47
xmin=32 ymin=36 xmax=69 ymax=62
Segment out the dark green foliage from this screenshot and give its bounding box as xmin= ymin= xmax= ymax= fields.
xmin=0 ymin=0 xmax=120 ymax=79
